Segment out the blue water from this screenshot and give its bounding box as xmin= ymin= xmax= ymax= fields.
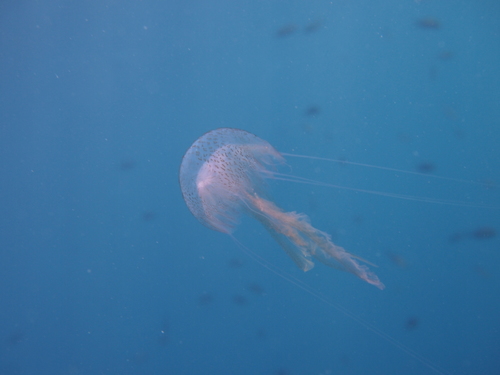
xmin=1 ymin=1 xmax=499 ymax=374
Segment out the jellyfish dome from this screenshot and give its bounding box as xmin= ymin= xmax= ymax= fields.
xmin=179 ymin=128 xmax=384 ymax=289
xmin=179 ymin=128 xmax=284 ymax=234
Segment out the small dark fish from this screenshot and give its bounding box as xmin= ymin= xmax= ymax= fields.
xmin=480 ymin=180 xmax=497 ymax=190
xmin=453 ymin=127 xmax=465 ymax=140
xmin=301 ymin=123 xmax=315 ymax=135
xmin=449 ymin=232 xmax=463 ymax=243
xmin=438 ymin=51 xmax=453 ymax=60
xmin=352 ymin=215 xmax=364 ymax=225
xmin=428 ymin=66 xmax=438 ymax=80
xmin=416 ymin=161 xmax=436 ymax=173
xmin=0 ymin=361 xmax=21 ymax=375
xmin=339 ymin=354 xmax=351 ymax=367
xmin=247 ymin=283 xmax=265 ymax=295
xmin=387 ymin=251 xmax=408 ymax=268
xmin=198 ymin=292 xmax=214 ymax=306
xmin=397 ymin=132 xmax=413 ymax=144
xmin=231 ymin=294 xmax=247 ymax=306
xmin=305 ymin=105 xmax=321 ymax=116
xmin=416 ymin=17 xmax=441 ymax=29
xmin=472 ymin=265 xmax=491 ymax=279
xmin=142 ymin=211 xmax=157 ymax=221
xmin=304 ymin=20 xmax=322 ymax=34
xmin=472 ymin=227 xmax=496 ymax=239
xmin=405 ymin=317 xmax=419 ymax=330
xmin=120 ymin=160 xmax=136 ymax=170
xmin=276 ymin=24 xmax=298 ymax=38
xmin=441 ymin=105 xmax=459 ymax=121
xmin=228 ymin=258 xmax=244 ymax=268
xmin=336 ymin=156 xmax=348 ymax=167
xmin=6 ymin=330 xmax=24 ymax=345
xmin=256 ymin=328 xmax=267 ymax=340
xmin=131 ymin=351 xmax=149 ymax=364
xmin=449 ymin=226 xmax=496 ymax=243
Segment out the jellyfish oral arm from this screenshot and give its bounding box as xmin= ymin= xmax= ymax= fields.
xmin=312 ymin=242 xmax=385 ymax=290
xmin=248 ymin=194 xmax=385 ymax=290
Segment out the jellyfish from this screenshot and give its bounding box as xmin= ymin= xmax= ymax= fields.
xmin=179 ymin=128 xmax=384 ymax=289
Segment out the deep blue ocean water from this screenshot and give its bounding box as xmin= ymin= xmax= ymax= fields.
xmin=1 ymin=1 xmax=499 ymax=374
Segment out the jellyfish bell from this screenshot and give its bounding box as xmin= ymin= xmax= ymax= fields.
xmin=180 ymin=128 xmax=285 ymax=234
xmin=179 ymin=127 xmax=384 ymax=289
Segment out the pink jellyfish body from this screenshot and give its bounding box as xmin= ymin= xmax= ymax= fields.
xmin=179 ymin=128 xmax=384 ymax=289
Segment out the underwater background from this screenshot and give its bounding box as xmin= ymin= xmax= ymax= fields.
xmin=1 ymin=1 xmax=499 ymax=374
